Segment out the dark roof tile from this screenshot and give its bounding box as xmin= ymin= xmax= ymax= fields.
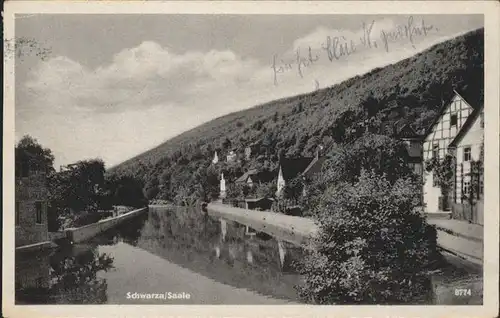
xmin=279 ymin=157 xmax=314 ymax=180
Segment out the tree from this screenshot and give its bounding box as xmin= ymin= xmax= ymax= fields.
xmin=222 ymin=137 xmax=232 ymax=150
xmin=283 ymin=176 xmax=304 ymax=201
xmin=294 ymin=102 xmax=304 ymax=113
xmin=296 ymin=170 xmax=439 ymax=304
xmin=158 ymin=169 xmax=173 ymax=200
xmin=225 ymin=182 xmax=250 ymax=202
xmin=424 ymin=154 xmax=455 ymax=197
xmin=252 ymin=119 xmax=265 ymax=131
xmin=304 ymin=133 xmax=416 ymax=215
xmin=255 ymin=182 xmax=277 ymax=199
xmin=104 ymin=174 xmax=147 ymax=208
xmin=273 ymin=111 xmax=279 ymax=122
xmin=49 ymin=159 xmax=107 ymax=215
xmin=143 ymin=178 xmax=160 ymax=201
xmin=174 ymin=185 xmax=197 ymax=207
xmin=48 ymin=247 xmax=113 ymax=304
xmin=360 ymin=93 xmax=381 ymax=117
xmin=15 ymin=135 xmax=55 ymax=177
xmin=193 ymin=164 xmax=220 ymax=202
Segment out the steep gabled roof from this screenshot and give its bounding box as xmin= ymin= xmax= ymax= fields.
xmin=302 ymin=156 xmax=327 ymax=177
xmin=235 ymin=169 xmax=274 ymax=183
xmin=448 ymin=104 xmax=484 ymax=148
xmin=279 ymin=157 xmax=314 ymax=181
xmin=455 ymin=89 xmax=482 ymax=111
xmin=423 ymin=89 xmax=481 ymax=138
xmin=395 ymin=122 xmax=422 ymax=139
xmin=235 ymin=169 xmax=258 ymax=183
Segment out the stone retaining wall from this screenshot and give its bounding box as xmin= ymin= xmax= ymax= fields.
xmin=207 ymin=203 xmax=483 ymax=267
xmin=65 ymin=207 xmax=148 ymax=243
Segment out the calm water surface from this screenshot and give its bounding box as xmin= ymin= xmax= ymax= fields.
xmin=15 ymin=206 xmax=304 ymax=304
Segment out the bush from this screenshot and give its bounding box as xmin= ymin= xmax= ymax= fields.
xmin=296 ymin=170 xmax=438 ymax=304
xmin=255 ymin=182 xmax=277 ymax=199
xmin=303 ymin=133 xmax=418 ymax=216
xmin=68 ymin=210 xmax=108 ymax=228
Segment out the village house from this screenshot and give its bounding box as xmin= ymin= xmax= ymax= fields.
xmin=276 ymin=157 xmax=314 ymax=197
xmin=234 ymin=169 xmax=274 ymax=188
xmin=276 ymin=146 xmax=326 ymax=200
xmin=244 ymin=197 xmax=274 ymax=211
xmin=226 ymin=150 xmax=237 ymax=163
xmin=422 ymin=90 xmax=483 ymax=223
xmin=244 ymin=146 xmax=252 ymax=161
xmin=15 ymin=165 xmax=50 ymax=248
xmin=244 ymin=142 xmax=261 ymax=161
xmin=394 ymin=121 xmax=424 ymax=178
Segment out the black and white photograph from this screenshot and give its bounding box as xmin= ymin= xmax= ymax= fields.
xmin=3 ymin=1 xmax=499 ymax=317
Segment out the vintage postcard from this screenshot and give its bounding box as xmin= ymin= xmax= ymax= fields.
xmin=3 ymin=1 xmax=499 ymax=317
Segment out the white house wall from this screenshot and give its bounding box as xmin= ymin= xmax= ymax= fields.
xmin=454 ymin=111 xmax=483 ymax=204
xmin=422 ymin=94 xmax=474 ymax=212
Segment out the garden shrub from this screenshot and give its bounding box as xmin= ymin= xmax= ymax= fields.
xmin=296 ymin=170 xmax=439 ymax=304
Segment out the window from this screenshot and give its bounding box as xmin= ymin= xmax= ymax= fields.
xmin=450 ymin=114 xmax=458 ymax=127
xmin=35 ymin=202 xmax=43 ymax=224
xmin=415 ymin=164 xmax=423 ymax=177
xmin=479 ymin=176 xmax=484 ymax=195
xmin=463 ymin=181 xmax=471 ymax=196
xmin=432 ymin=144 xmax=439 ymax=159
xmin=21 ymin=161 xmax=29 ymax=177
xmin=463 ymin=147 xmax=472 ymax=162
xmin=15 ymin=201 xmax=20 ymax=226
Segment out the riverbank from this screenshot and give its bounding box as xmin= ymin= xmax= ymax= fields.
xmin=15 ymin=207 xmax=149 ymax=252
xmin=15 ymin=241 xmax=58 ymax=253
xmin=205 ymin=202 xmax=318 ymax=248
xmin=65 ymin=207 xmax=148 ymax=243
xmin=204 ymin=202 xmax=483 ymax=304
xmin=206 ymin=202 xmax=484 ymax=266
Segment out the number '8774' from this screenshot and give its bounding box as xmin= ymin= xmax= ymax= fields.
xmin=455 ymin=289 xmax=472 ymax=296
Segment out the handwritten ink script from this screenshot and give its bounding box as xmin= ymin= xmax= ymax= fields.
xmin=4 ymin=37 xmax=52 ymax=61
xmin=272 ymin=16 xmax=436 ymax=85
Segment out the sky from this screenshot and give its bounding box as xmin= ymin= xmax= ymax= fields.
xmin=14 ymin=14 xmax=484 ymax=169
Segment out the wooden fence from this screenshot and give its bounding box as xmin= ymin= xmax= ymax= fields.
xmin=451 ymin=200 xmax=484 ymax=225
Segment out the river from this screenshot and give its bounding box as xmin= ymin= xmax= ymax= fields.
xmin=15 ymin=205 xmax=483 ymax=305
xmin=15 ymin=206 xmax=304 ymax=304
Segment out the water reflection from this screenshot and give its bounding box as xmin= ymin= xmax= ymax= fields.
xmin=15 ymin=207 xmax=303 ymax=304
xmin=16 ymin=245 xmax=114 ymax=304
xmin=15 ymin=213 xmax=148 ymax=304
xmin=142 ymin=206 xmax=304 ymax=301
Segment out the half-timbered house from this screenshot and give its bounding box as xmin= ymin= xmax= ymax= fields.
xmin=422 ymin=90 xmax=483 ymax=214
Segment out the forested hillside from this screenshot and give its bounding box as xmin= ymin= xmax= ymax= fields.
xmin=109 ymin=28 xmax=484 ymax=204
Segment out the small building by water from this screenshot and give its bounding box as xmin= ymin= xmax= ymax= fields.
xmin=15 ymin=169 xmax=50 ymax=248
xmin=244 ymin=197 xmax=274 ymax=211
